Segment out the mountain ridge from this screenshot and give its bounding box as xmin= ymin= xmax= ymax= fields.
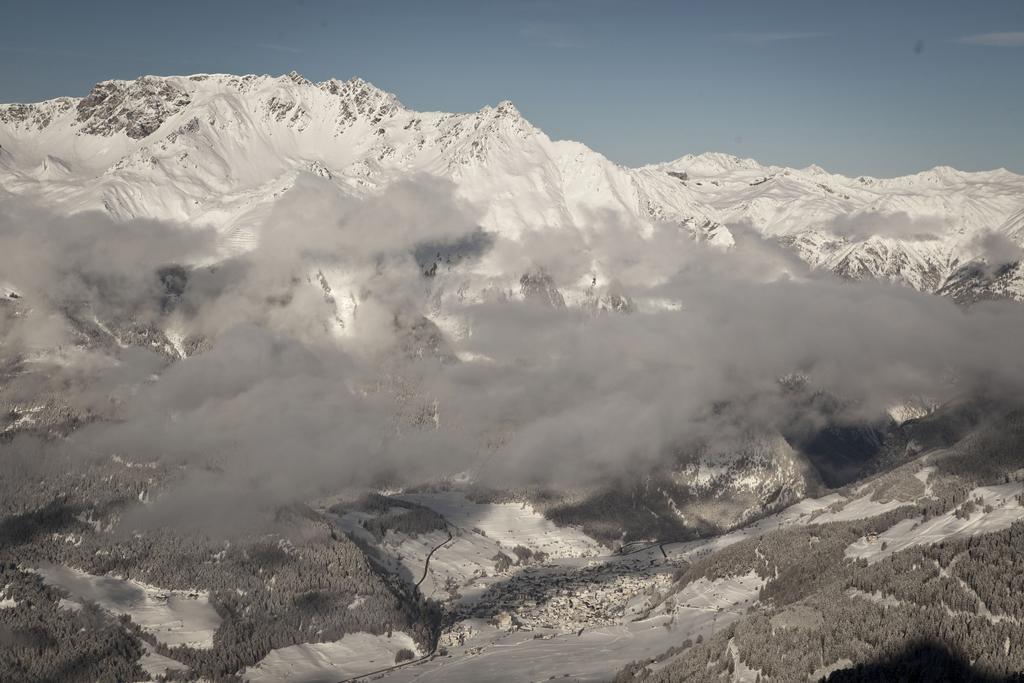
xmin=2 ymin=71 xmax=1024 ymax=300
xmin=3 ymin=72 xmax=1019 ymax=181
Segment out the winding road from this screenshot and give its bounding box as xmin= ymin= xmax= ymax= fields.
xmin=416 ymin=525 xmax=454 ymax=588
xmin=338 ymin=526 xmax=454 ymax=682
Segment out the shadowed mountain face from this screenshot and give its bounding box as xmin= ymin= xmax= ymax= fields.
xmin=412 ymin=229 xmax=496 ymax=277
xmin=824 ymin=641 xmax=1024 ymax=683
xmin=791 ymin=423 xmax=889 ymax=488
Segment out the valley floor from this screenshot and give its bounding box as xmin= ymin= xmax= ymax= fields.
xmin=14 ymin=435 xmax=1024 ymax=682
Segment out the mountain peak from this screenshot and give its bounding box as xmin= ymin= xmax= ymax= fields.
xmin=284 ymin=70 xmax=311 ymax=86
xmin=318 ymin=76 xmax=403 ymax=112
xmin=656 ymin=151 xmax=764 ymax=176
xmin=3 ymin=72 xmax=1023 ymax=305
xmin=76 ymin=75 xmax=192 ymax=139
xmin=495 ymin=100 xmax=521 ymax=117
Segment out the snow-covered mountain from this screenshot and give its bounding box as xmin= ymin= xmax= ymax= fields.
xmin=7 ymin=73 xmax=1024 ymax=683
xmin=2 ymin=72 xmax=1020 ymax=533
xmin=2 ymin=72 xmax=1023 ymax=301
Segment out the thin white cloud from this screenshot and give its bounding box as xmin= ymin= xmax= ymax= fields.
xmin=957 ymin=32 xmax=1024 ymax=47
xmin=718 ymin=31 xmax=827 ymax=44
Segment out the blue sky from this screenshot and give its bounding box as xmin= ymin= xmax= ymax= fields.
xmin=1 ymin=0 xmax=1021 ymax=176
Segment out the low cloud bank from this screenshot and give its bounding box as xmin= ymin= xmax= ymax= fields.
xmin=3 ymin=176 xmax=1024 ymax=532
xmin=826 ymin=211 xmax=943 ymax=242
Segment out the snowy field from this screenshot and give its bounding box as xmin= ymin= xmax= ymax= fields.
xmin=659 ymin=493 xmax=846 ymax=564
xmin=243 ymin=631 xmax=421 ymax=683
xmin=0 ymin=582 xmax=17 ymax=609
xmin=309 ymin=466 xmax=1009 ymax=682
xmin=402 ymin=528 xmax=499 ymax=601
xmin=319 ymin=491 xmax=764 ymax=682
xmin=138 ymin=641 xmax=189 ymax=679
xmin=330 ymin=509 xmax=496 ymax=601
xmin=377 ymin=573 xmax=762 ymax=683
xmin=808 ymin=493 xmax=912 ymax=525
xmin=331 ymin=491 xmax=605 ymax=602
xmin=672 ymin=571 xmax=763 ymax=618
xmin=660 ymin=471 xmax=931 ymax=565
xmin=397 ymin=492 xmax=604 ymax=558
xmin=35 ymin=563 xmax=221 ymax=648
xmin=846 ymin=482 xmax=1024 ymax=564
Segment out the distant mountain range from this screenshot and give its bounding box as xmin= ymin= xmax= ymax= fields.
xmin=2 ymin=71 xmax=1023 ymax=303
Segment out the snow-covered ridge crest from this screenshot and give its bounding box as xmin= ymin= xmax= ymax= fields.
xmin=2 ymin=71 xmax=1024 ymax=299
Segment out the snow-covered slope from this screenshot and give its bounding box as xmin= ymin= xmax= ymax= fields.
xmin=0 ymin=73 xmax=697 ymax=254
xmin=648 ymin=157 xmax=1024 ymax=293
xmin=35 ymin=563 xmax=221 ymax=649
xmin=2 ymin=72 xmax=1023 ymax=298
xmin=669 ymin=431 xmax=819 ymax=531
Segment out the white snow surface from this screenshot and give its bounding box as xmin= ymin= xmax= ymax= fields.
xmin=846 ymin=482 xmax=1024 ymax=564
xmin=330 ymin=491 xmax=603 ymax=602
xmin=377 ymin=573 xmax=761 ymax=682
xmin=243 ymin=631 xmax=420 ymax=683
xmin=0 ymin=583 xmax=15 ymax=609
xmin=398 ymin=492 xmax=603 ymax=558
xmin=34 ymin=563 xmax=221 ymax=648
xmin=330 ymin=487 xmax=773 ymax=681
xmin=333 ymin=511 xmax=493 ymax=602
xmin=2 ymin=72 xmax=1023 ymax=300
xmin=291 ymin=460 xmax=1012 ymax=682
xmin=325 ymin=492 xmax=763 ymax=681
xmin=659 ymin=476 xmax=927 ymax=564
xmin=138 ymin=641 xmax=188 ymax=678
